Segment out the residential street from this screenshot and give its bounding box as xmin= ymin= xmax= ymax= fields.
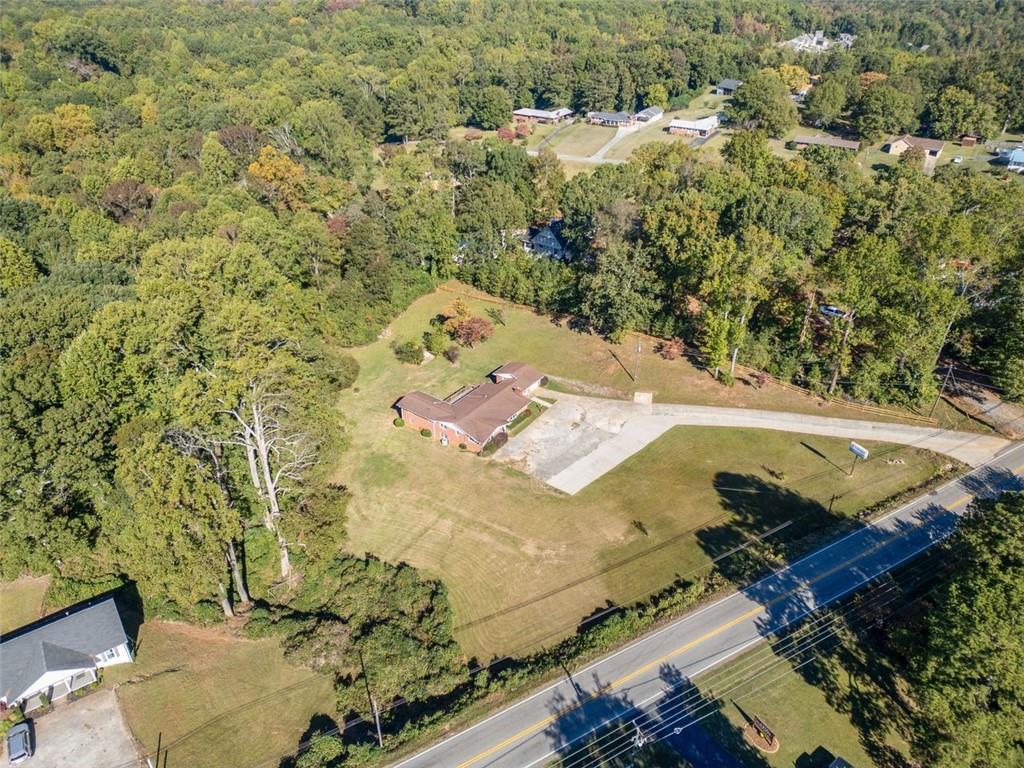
xmin=392 ymin=441 xmax=1024 ymax=768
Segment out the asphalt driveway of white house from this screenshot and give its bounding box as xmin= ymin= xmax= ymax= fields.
xmin=20 ymin=690 xmax=139 ymax=768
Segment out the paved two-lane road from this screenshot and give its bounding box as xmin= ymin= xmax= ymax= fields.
xmin=394 ymin=441 xmax=1024 ymax=768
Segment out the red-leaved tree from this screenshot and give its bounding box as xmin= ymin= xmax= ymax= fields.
xmin=454 ymin=316 xmax=494 ymax=347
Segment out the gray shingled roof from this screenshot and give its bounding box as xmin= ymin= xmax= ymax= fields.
xmin=588 ymin=111 xmax=632 ymax=123
xmin=717 ymin=78 xmax=743 ymax=91
xmin=0 ymin=597 xmax=128 ymax=703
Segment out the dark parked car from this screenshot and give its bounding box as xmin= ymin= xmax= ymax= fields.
xmin=6 ymin=721 xmax=32 ymax=765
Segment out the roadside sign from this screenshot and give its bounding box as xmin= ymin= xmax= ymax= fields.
xmin=752 ymin=715 xmax=775 ymax=744
xmin=848 ymin=441 xmax=869 ymax=460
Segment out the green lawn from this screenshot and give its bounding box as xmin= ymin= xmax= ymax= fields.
xmin=543 ymin=122 xmax=617 ymax=156
xmin=334 ymin=285 xmax=952 ymax=660
xmin=604 ymin=91 xmax=731 ymax=162
xmin=524 ymin=122 xmax=565 ymax=149
xmin=694 ymin=626 xmax=913 ymax=767
xmin=0 ymin=576 xmax=49 ymax=634
xmin=107 ymin=621 xmax=335 ymax=768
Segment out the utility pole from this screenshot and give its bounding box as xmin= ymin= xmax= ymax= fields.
xmin=633 ymin=337 xmax=642 ymax=382
xmin=358 ymin=650 xmax=384 ymax=748
xmin=630 ymin=721 xmax=649 ymax=750
xmin=828 ymin=310 xmax=855 ymax=395
xmin=929 ymin=365 xmax=953 ymax=418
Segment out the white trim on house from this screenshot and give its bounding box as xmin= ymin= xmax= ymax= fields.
xmin=14 ymin=640 xmax=133 ymax=710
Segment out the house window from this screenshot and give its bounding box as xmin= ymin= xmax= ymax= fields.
xmin=98 ymin=647 xmax=118 ymax=662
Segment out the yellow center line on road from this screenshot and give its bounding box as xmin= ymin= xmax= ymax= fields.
xmin=453 ymin=459 xmax=1024 ymax=768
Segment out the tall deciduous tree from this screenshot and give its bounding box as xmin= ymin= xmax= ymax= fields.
xmin=907 ymin=492 xmax=1024 ymax=768
xmin=580 ymin=240 xmax=658 ymax=341
xmin=725 ymin=71 xmax=798 ymax=137
xmin=853 ymin=84 xmax=917 ymax=141
xmin=111 ymin=429 xmax=241 ymax=615
xmin=926 ymin=86 xmax=998 ymax=140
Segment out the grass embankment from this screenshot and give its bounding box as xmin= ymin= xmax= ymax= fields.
xmin=334 ymin=285 xmax=953 ymax=660
xmin=106 ymin=621 xmax=335 ymax=768
xmin=0 ymin=576 xmax=48 ymax=634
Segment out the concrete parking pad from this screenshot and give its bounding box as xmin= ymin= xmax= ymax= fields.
xmin=26 ymin=690 xmax=139 ymax=768
xmin=498 ymin=390 xmax=1011 ymax=495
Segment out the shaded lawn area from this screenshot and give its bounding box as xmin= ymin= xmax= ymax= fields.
xmin=693 ymin=625 xmax=913 ymax=768
xmin=0 ymin=576 xmax=49 ymax=634
xmin=334 ymin=286 xmax=950 ymax=660
xmin=106 ymin=621 xmax=335 ymax=768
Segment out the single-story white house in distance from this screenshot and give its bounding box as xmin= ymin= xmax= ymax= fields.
xmin=634 ymin=106 xmax=664 ymax=122
xmin=667 ymin=114 xmax=720 ymax=138
xmin=512 ymin=107 xmax=573 ymax=124
xmin=0 ymin=596 xmax=133 ymax=711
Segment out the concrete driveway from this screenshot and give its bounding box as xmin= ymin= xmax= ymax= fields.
xmin=497 ymin=390 xmax=1011 ymax=494
xmin=21 ymin=690 xmax=139 ymax=768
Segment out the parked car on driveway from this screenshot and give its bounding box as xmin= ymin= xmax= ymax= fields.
xmin=6 ymin=721 xmax=33 ymax=765
xmin=819 ymin=304 xmax=848 ymax=320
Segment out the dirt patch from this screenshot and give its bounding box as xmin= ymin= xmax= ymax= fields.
xmin=743 ymin=723 xmax=780 ymax=753
xmin=944 ymin=377 xmax=1024 ymax=439
xmin=546 ymin=374 xmax=628 ymax=399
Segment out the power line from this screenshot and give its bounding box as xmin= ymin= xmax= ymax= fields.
xmin=565 ymin=558 xmax=965 ymax=768
xmin=287 ymin=507 xmax=991 ymax=768
xmin=550 ymin=545 xmax=967 ymax=767
xmin=120 ymin=418 xmax=1022 ymax=768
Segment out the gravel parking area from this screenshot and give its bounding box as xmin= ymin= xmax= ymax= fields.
xmin=20 ymin=690 xmax=139 ymax=768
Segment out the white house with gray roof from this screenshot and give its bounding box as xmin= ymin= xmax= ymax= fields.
xmin=0 ymin=596 xmax=132 ymax=711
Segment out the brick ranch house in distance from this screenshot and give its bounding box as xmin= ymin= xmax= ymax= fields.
xmin=395 ymin=363 xmax=546 ymax=452
xmin=886 ymin=134 xmax=945 ymax=158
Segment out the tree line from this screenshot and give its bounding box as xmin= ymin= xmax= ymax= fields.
xmin=1 ymin=0 xmax=1023 ymax=764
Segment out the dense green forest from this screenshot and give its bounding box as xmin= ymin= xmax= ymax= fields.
xmin=1 ymin=0 xmax=1024 ymax=763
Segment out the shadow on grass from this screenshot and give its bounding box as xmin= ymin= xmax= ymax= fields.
xmin=698 ymin=472 xmax=846 ymax=586
xmin=800 ymin=440 xmax=847 ymax=473
xmin=278 ymin=713 xmax=345 ymax=768
xmin=541 ymin=664 xmax=760 ymax=768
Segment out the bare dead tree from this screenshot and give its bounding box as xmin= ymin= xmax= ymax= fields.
xmin=269 ymin=123 xmax=303 ymax=157
xmin=217 ymin=380 xmax=318 ymax=581
xmin=166 ymin=428 xmax=252 ymax=609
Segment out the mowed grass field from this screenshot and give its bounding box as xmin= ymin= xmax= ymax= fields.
xmin=605 ymin=91 xmax=729 ymax=161
xmin=334 ymin=285 xmax=953 ymax=660
xmin=541 ymin=122 xmax=616 ymax=156
xmin=0 ymin=581 xmax=333 ymax=768
xmin=106 ymin=621 xmax=335 ymax=768
xmin=694 ymin=635 xmax=912 ymax=767
xmin=0 ymin=575 xmax=48 ymax=634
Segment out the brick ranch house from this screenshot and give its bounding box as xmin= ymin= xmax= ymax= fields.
xmin=395 ymin=363 xmax=546 ymax=452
